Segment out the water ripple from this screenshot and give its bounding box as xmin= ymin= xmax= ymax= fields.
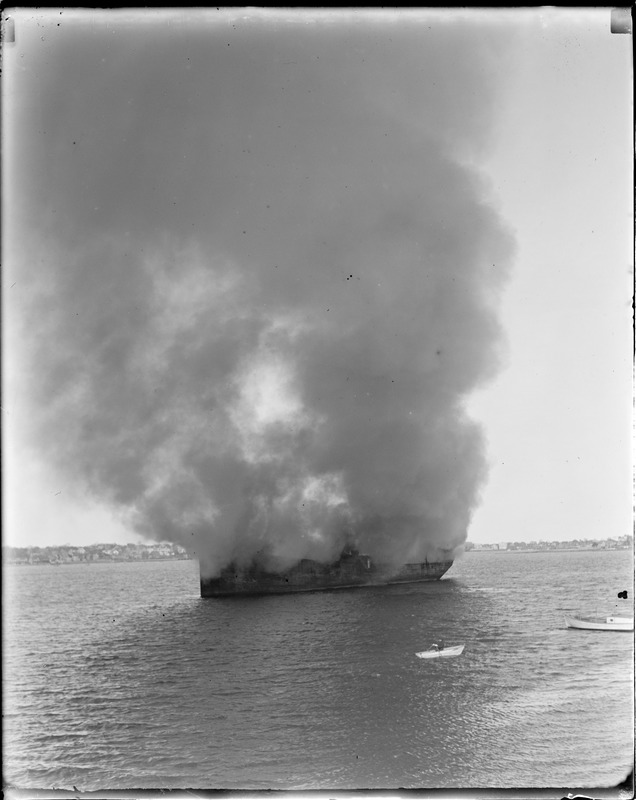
xmin=4 ymin=552 xmax=634 ymax=790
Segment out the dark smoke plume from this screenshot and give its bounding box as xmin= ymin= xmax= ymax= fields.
xmin=10 ymin=13 xmax=513 ymax=575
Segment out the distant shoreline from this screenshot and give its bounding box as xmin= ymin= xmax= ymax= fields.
xmin=467 ymin=547 xmax=631 ymax=553
xmin=4 ymin=556 xmax=194 ymax=566
xmin=5 ymin=548 xmax=632 ymax=567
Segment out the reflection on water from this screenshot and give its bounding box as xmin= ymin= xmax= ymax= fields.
xmin=4 ymin=550 xmax=633 ymax=789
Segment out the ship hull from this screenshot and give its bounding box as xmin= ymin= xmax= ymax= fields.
xmin=200 ymin=553 xmax=453 ymax=597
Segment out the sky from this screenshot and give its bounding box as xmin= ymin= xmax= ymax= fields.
xmin=3 ymin=8 xmax=632 ymax=556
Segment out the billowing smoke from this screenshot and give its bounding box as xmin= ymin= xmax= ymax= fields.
xmin=11 ymin=13 xmax=513 ymax=575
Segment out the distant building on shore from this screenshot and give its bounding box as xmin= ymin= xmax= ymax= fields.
xmin=465 ymin=535 xmax=632 ymax=552
xmin=3 ymin=542 xmax=193 ymax=565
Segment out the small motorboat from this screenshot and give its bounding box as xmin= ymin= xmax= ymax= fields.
xmin=565 ymin=615 xmax=634 ymax=632
xmin=416 ymin=644 xmax=465 ymax=659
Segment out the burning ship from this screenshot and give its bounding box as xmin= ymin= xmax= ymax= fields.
xmin=200 ymin=547 xmax=453 ymax=597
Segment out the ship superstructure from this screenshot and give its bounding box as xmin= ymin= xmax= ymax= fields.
xmin=200 ymin=547 xmax=453 ymax=597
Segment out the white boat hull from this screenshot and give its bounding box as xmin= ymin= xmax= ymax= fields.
xmin=565 ymin=615 xmax=634 ymax=632
xmin=416 ymin=644 xmax=465 ymax=659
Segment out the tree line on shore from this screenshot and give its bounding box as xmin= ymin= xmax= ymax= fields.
xmin=4 ymin=541 xmax=192 ymax=564
xmin=465 ymin=535 xmax=632 ymax=551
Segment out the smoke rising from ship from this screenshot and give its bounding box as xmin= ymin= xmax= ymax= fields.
xmin=10 ymin=13 xmax=513 ymax=575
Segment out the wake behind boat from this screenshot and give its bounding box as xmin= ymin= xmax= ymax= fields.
xmin=565 ymin=614 xmax=634 ymax=632
xmin=416 ymin=644 xmax=465 ymax=659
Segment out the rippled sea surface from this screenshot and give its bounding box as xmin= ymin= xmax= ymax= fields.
xmin=3 ymin=549 xmax=633 ymax=790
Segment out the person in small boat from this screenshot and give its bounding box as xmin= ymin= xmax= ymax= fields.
xmin=430 ymin=643 xmax=439 ymax=652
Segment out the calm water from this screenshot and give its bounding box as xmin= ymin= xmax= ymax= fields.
xmin=3 ymin=549 xmax=633 ymax=791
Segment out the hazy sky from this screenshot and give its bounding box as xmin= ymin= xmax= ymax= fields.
xmin=3 ymin=8 xmax=632 ymax=551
